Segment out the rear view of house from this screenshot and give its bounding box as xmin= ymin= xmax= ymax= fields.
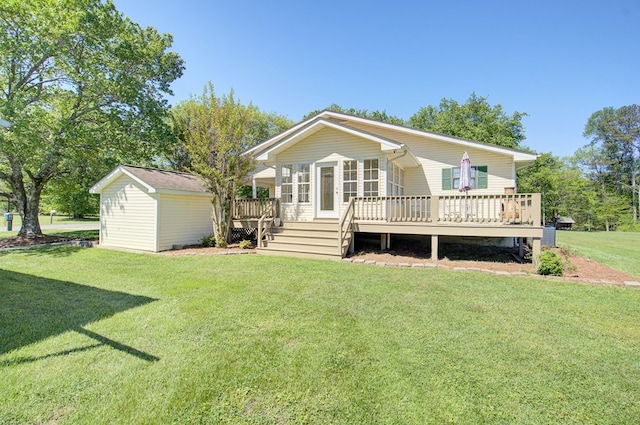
xmin=241 ymin=110 xmax=544 ymax=261
xmin=90 ymin=165 xmax=213 ymax=252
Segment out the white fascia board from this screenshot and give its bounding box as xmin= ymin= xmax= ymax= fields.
xmin=89 ymin=165 xmax=155 ymax=194
xmin=256 ymin=119 xmax=403 ymax=162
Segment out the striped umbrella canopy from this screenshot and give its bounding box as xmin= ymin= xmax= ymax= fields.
xmin=459 ymin=151 xmax=471 ymax=193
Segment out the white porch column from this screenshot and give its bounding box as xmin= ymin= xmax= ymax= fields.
xmin=431 ymin=235 xmax=439 ymax=261
xmin=252 ymin=176 xmax=257 ymax=199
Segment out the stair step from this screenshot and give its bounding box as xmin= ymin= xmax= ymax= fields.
xmin=281 ymin=221 xmax=339 ymax=231
xmin=269 ymin=235 xmax=338 ymax=246
xmin=261 ymin=242 xmax=340 ymax=256
xmin=257 ymin=248 xmax=342 ymax=261
xmin=272 ymin=229 xmax=339 ymax=239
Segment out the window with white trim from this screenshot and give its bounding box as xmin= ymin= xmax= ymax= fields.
xmin=363 ymin=158 xmax=379 ymax=197
xmin=388 ymin=162 xmax=404 ymax=196
xmin=343 ymin=160 xmax=357 ymax=202
xmin=297 ymin=163 xmax=310 ymax=203
xmin=281 ymin=164 xmax=293 ymax=203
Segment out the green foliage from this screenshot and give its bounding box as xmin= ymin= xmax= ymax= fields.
xmin=200 ymin=234 xmax=215 ymax=247
xmin=408 ymin=93 xmax=527 ymax=148
xmin=238 ymin=239 xmax=252 ymax=249
xmin=536 ymin=250 xmax=564 ymax=276
xmin=0 ymin=0 xmax=184 ymax=236
xmin=172 ymin=84 xmax=290 ymax=247
xmin=303 ymin=104 xmax=405 ymax=125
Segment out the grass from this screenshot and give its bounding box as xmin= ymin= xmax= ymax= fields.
xmin=557 ymin=231 xmax=640 ymax=279
xmin=0 ymin=215 xmax=98 ymax=239
xmin=1 ymin=247 xmax=639 ymax=424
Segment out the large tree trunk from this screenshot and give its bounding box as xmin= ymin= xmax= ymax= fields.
xmin=8 ymin=161 xmax=45 ymax=237
xmin=211 ymin=185 xmax=234 ymax=248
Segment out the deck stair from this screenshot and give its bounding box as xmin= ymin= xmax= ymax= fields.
xmin=258 ymin=219 xmax=350 ymax=260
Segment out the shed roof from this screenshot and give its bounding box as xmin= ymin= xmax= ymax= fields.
xmin=90 ymin=165 xmax=210 ymax=195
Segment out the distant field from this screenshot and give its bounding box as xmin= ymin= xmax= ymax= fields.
xmin=556 ymin=231 xmax=640 ymax=279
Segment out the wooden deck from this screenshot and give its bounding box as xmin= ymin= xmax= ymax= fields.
xmin=233 ymin=194 xmax=543 ymax=261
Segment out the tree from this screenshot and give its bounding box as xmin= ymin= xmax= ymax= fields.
xmin=584 ymin=105 xmax=640 ymax=224
xmin=172 ymin=84 xmax=257 ymax=247
xmin=303 ymin=104 xmax=406 ymax=126
xmin=409 ymin=93 xmax=527 ymax=149
xmin=0 ymin=0 xmax=184 ymax=237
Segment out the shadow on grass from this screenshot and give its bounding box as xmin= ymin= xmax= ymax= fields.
xmin=0 ymin=269 xmax=158 ymax=362
xmin=0 ymin=244 xmax=89 ymax=258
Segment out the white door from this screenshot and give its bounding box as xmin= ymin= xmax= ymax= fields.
xmin=316 ymin=163 xmax=338 ymax=218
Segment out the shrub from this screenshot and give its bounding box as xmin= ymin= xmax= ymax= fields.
xmin=239 ymin=239 xmax=252 ymax=249
xmin=537 ymin=250 xmax=564 ymax=276
xmin=201 ymin=234 xmax=215 ymax=247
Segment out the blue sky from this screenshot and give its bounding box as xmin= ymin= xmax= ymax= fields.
xmin=113 ymin=0 xmax=639 ymax=157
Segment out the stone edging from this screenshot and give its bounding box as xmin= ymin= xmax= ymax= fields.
xmin=341 ymin=257 xmax=640 ymax=289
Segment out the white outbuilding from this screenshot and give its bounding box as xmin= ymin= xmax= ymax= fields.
xmin=90 ymin=165 xmax=213 ymax=252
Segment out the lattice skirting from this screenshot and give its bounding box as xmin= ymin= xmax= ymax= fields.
xmin=231 ymin=227 xmax=257 ymax=243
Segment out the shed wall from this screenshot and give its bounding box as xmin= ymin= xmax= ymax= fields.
xmin=157 ymin=194 xmax=213 ymax=251
xmin=99 ymin=175 xmax=157 ymax=251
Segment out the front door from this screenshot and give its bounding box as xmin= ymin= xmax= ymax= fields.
xmin=316 ymin=163 xmax=338 ymax=218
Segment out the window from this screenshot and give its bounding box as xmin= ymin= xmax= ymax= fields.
xmin=343 ymin=160 xmax=357 ymax=202
xmin=281 ymin=164 xmax=293 ymax=203
xmin=388 ymin=162 xmax=404 ymax=196
xmin=297 ymin=163 xmax=310 ymax=203
xmin=363 ymin=158 xmax=379 ymax=196
xmin=442 ymin=166 xmax=487 ymax=190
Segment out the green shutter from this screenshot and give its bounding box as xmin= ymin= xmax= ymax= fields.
xmin=477 ymin=166 xmax=488 ymax=189
xmin=442 ymin=168 xmax=452 ymax=190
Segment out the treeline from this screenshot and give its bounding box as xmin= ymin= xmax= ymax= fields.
xmin=519 ymin=105 xmax=640 ymax=231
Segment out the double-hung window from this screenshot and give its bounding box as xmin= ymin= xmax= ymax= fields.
xmin=363 ymin=159 xmax=379 ymax=197
xmin=281 ymin=164 xmax=293 ymax=203
xmin=297 ymin=163 xmax=310 ymax=203
xmin=442 ymin=166 xmax=487 ymax=190
xmin=343 ymin=160 xmax=357 ymax=202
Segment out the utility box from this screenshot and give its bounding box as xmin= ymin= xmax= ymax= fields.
xmin=541 ymin=224 xmax=556 ymax=247
xmin=4 ymin=212 xmax=13 ymax=231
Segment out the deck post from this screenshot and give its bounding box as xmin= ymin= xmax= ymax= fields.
xmin=518 ymin=237 xmax=524 ymax=257
xmin=430 ymin=196 xmax=439 ymax=223
xmin=431 ymin=235 xmax=439 ymax=261
xmin=381 ymin=233 xmax=391 ymax=251
xmin=531 ymin=237 xmax=541 ymax=264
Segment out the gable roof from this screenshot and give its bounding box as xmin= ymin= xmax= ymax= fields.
xmin=90 ymin=165 xmax=210 ymax=195
xmin=246 ymin=110 xmax=538 ymax=169
xmin=255 ymin=117 xmax=420 ymax=167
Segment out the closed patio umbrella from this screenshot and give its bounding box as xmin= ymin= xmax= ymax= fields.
xmin=459 ymin=151 xmax=471 ymax=219
xmin=459 ymin=151 xmax=471 ymax=194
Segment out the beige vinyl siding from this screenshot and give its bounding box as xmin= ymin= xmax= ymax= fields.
xmin=157 ymin=193 xmax=213 ymax=251
xmin=275 ymin=127 xmax=386 ymax=220
xmin=329 ymin=119 xmax=517 ymax=195
xmin=99 ymin=175 xmax=157 ymax=251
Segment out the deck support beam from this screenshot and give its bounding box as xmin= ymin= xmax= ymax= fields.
xmin=431 ymin=235 xmax=439 ymax=261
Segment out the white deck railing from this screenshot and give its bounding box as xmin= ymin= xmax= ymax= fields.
xmin=352 ymin=194 xmax=541 ymax=225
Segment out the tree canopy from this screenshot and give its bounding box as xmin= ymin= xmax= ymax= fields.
xmin=408 ymin=93 xmax=527 ymax=149
xmin=0 ymin=0 xmax=184 ymax=236
xmin=171 ymin=83 xmax=292 ymax=246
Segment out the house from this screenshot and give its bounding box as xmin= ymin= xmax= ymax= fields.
xmin=240 ymin=110 xmax=543 ymax=261
xmin=90 ymin=165 xmax=213 ymax=252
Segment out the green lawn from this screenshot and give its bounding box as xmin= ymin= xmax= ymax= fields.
xmin=557 ymin=231 xmax=640 ymax=279
xmin=1 ymin=247 xmax=639 ymax=424
xmin=0 ymin=215 xmax=99 ymax=239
